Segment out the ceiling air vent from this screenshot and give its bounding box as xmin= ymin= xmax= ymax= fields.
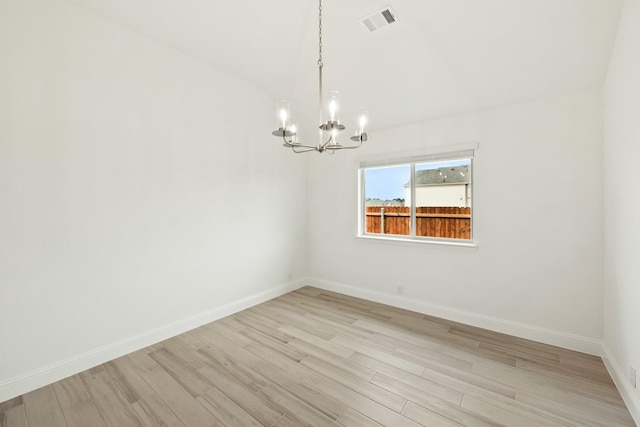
xmin=361 ymin=6 xmax=397 ymax=32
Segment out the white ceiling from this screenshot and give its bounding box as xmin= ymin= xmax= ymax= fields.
xmin=69 ymin=0 xmax=622 ymax=138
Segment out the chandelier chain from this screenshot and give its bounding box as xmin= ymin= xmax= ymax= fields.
xmin=318 ymin=0 xmax=323 ymax=67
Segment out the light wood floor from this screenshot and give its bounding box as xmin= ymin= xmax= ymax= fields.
xmin=0 ymin=287 xmax=636 ymax=427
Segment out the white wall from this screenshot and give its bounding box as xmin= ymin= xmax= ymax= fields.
xmin=0 ymin=0 xmax=306 ymax=400
xmin=603 ymin=0 xmax=640 ymax=421
xmin=308 ymin=90 xmax=604 ymax=351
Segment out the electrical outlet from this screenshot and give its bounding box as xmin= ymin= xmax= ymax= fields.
xmin=631 ymin=366 xmax=637 ymax=388
xmin=396 ymin=286 xmax=404 ymax=295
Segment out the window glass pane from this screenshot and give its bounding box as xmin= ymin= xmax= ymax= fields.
xmin=364 ymin=165 xmax=410 ymax=236
xmin=414 ymin=159 xmax=471 ymax=239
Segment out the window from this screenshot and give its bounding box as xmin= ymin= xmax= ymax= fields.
xmin=359 ymin=149 xmax=474 ymax=243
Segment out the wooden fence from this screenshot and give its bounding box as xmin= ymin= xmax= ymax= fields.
xmin=365 ymin=206 xmax=471 ymax=239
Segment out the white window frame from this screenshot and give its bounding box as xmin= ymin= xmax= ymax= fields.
xmin=357 ymin=147 xmax=476 ymax=246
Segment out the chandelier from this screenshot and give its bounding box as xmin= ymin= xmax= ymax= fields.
xmin=271 ymin=0 xmax=369 ymax=153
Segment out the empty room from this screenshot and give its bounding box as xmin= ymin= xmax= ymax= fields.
xmin=1 ymin=0 xmax=639 ymax=426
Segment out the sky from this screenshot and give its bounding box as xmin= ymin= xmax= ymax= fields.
xmin=364 ymin=159 xmax=470 ymax=200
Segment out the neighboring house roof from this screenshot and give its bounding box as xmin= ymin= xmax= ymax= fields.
xmin=366 ymin=199 xmax=405 ymax=207
xmin=405 ymin=165 xmax=470 ymax=187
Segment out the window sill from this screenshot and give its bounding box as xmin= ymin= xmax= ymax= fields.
xmin=356 ymin=234 xmax=478 ymax=248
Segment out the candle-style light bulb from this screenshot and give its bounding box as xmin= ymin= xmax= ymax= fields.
xmin=327 ymin=91 xmax=340 ymax=123
xmin=359 ymin=114 xmax=367 ymax=134
xmin=329 ymin=100 xmax=337 ymax=121
xmin=276 ymin=100 xmax=291 ymax=130
xmin=351 ymin=109 xmax=369 ymax=142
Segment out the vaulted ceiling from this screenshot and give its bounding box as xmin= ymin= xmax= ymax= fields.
xmin=69 ymin=0 xmax=622 ymax=138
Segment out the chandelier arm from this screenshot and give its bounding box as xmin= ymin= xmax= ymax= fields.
xmin=291 ymin=145 xmax=319 ymax=154
xmin=291 ymin=144 xmax=319 ymax=150
xmin=325 ymin=139 xmax=363 ymax=151
xmin=334 ymin=143 xmax=362 ymax=150
xmin=281 ymin=135 xmax=320 ymax=150
xmin=319 ymin=134 xmax=335 ymax=149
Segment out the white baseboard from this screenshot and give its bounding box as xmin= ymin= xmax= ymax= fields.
xmin=306 ymin=277 xmax=602 ymax=356
xmin=602 ymin=345 xmax=640 ymax=426
xmin=0 ymin=279 xmax=305 ymax=403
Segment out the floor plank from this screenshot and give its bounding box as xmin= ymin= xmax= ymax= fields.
xmin=22 ymin=386 xmax=67 ymax=427
xmin=79 ymin=369 xmax=144 ymax=427
xmin=0 ymin=405 xmax=28 ymax=427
